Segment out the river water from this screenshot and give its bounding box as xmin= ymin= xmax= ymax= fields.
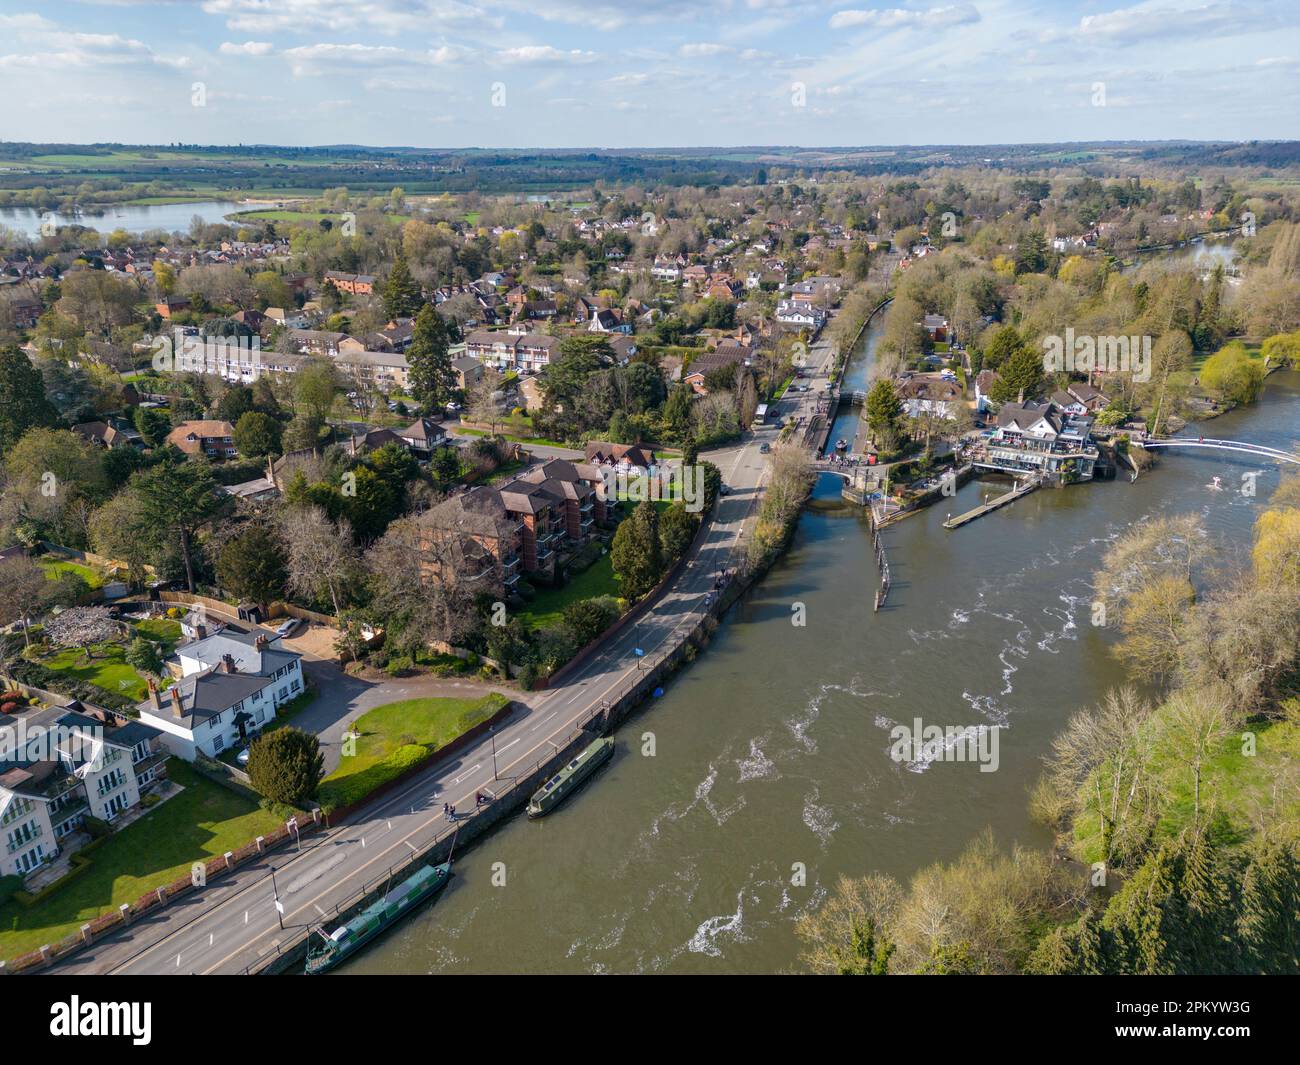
xmin=0 ymin=201 xmax=241 ymax=239
xmin=347 ymin=311 xmax=1299 ymax=975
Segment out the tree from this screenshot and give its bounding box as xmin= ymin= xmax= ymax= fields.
xmin=406 ymin=303 xmax=454 ymax=411
xmin=216 ymin=523 xmax=287 ymax=611
xmin=132 ymin=405 xmax=171 ymax=447
xmin=216 ymin=383 xmax=255 ymax=423
xmin=124 ymin=636 xmax=162 ymax=677
xmin=865 ymin=378 xmax=906 ymax=452
xmin=562 ymin=596 xmax=620 ymax=648
xmin=383 ymin=250 xmax=422 ymax=320
xmin=610 ymin=500 xmax=663 ymax=598
xmin=129 ymin=456 xmax=228 ymax=591
xmin=795 ymin=874 xmax=902 ymax=975
xmin=278 ymin=505 xmax=357 ymax=616
xmin=294 ymin=359 xmax=340 ymax=424
xmin=44 ymin=605 xmax=118 ymax=661
xmin=232 ymin=410 xmax=282 ymax=458
xmin=0 ymin=347 xmax=57 ymax=455
xmin=246 ymin=726 xmax=324 ymax=806
xmin=1200 ymin=343 xmax=1266 ymax=406
xmin=990 ymin=344 xmax=1045 ymax=403
xmin=0 ymin=554 xmax=47 ymax=647
xmin=659 ymin=502 xmax=698 ymax=562
xmin=1253 ymin=506 xmax=1300 ymax=589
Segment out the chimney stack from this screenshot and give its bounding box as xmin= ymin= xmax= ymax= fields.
xmin=221 ymin=654 xmax=237 ymax=674
xmin=169 ymin=686 xmax=184 ymax=719
xmin=195 ymin=622 xmax=207 ymax=640
xmin=147 ymin=678 xmax=162 ymax=711
xmin=254 ymin=634 xmax=268 ymax=652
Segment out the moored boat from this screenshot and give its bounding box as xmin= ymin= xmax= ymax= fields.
xmin=305 ymin=861 xmax=451 ymax=974
xmin=527 ymin=737 xmax=615 ymax=818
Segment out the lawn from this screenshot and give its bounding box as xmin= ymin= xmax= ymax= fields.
xmin=37 ymin=643 xmax=149 ymax=702
xmin=317 ymin=693 xmax=508 ymax=812
xmin=39 ymin=558 xmax=105 ymax=589
xmin=0 ymin=762 xmax=283 ymax=960
xmin=517 ymin=553 xmax=623 ymax=630
xmin=133 ymin=618 xmax=182 ymax=654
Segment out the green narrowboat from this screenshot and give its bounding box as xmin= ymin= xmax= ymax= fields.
xmin=527 ymin=737 xmax=615 ymax=818
xmin=305 ymin=861 xmax=451 ymax=974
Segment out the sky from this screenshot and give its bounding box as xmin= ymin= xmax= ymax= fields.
xmin=0 ymin=0 xmax=1297 ymax=148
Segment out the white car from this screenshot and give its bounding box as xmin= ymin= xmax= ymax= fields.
xmin=236 ymin=747 xmax=251 ymax=767
xmin=275 ymin=618 xmax=300 ymax=639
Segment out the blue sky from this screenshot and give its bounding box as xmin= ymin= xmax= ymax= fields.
xmin=1 ymin=0 xmax=1297 ymax=147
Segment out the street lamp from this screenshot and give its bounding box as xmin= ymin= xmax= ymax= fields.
xmin=489 ymin=726 xmax=498 ymax=780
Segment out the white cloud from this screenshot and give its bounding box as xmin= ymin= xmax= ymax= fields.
xmin=219 ymin=41 xmax=274 ymax=56
xmin=829 ymin=4 xmax=980 ymax=31
xmin=679 ymin=43 xmax=732 ymax=57
xmin=493 ymin=45 xmax=598 ymax=65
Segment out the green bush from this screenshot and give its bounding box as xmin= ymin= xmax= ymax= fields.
xmin=385 ymin=655 xmax=414 ymax=676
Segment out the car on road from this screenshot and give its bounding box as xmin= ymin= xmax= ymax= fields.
xmin=759 ymin=442 xmax=771 ymax=453
xmin=275 ymin=618 xmax=301 ymax=639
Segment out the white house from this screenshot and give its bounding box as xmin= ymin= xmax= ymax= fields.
xmin=140 ymin=628 xmax=305 ymax=760
xmin=776 ymin=300 xmax=827 ymax=330
xmin=0 ymin=704 xmax=168 ymax=877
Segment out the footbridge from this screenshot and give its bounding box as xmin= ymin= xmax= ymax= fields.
xmin=1137 ymin=437 xmax=1300 ymax=465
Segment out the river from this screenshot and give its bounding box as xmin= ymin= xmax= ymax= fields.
xmin=0 ymin=201 xmax=242 ymax=239
xmin=344 ymin=313 xmax=1299 ymax=975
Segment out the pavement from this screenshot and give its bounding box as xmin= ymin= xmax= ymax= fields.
xmin=55 ymin=434 xmax=769 ymax=975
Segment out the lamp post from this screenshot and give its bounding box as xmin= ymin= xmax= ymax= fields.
xmin=489 ymin=726 xmax=498 ymax=780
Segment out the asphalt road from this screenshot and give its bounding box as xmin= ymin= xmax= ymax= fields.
xmin=59 ymin=434 xmax=770 ymax=975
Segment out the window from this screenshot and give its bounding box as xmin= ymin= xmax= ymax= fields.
xmin=254 ymin=708 xmax=265 ymax=724
xmin=290 ymin=679 xmax=301 ymax=693
xmin=212 ymin=734 xmax=225 ymax=752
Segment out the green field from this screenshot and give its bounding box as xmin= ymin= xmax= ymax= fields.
xmin=0 ymin=762 xmax=283 ymax=960
xmin=517 ymin=554 xmax=623 ymax=630
xmin=317 ymin=693 xmax=509 ymax=811
xmin=39 ymin=558 xmax=105 ymax=589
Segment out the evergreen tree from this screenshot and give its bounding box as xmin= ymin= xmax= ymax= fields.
xmin=383 ymin=250 xmax=422 ymax=320
xmin=0 ymin=346 xmax=57 ymax=455
xmin=247 ymin=727 xmax=324 ymax=806
xmin=865 ymin=378 xmax=906 ymax=453
xmin=215 ymin=523 xmax=288 ymax=610
xmin=406 ymin=304 xmax=455 ymax=412
xmin=990 ymin=344 xmax=1045 ymax=403
xmin=610 ymin=500 xmax=663 ymax=598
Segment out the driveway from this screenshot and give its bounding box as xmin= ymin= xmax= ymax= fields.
xmin=295 ymin=659 xmax=533 ymax=774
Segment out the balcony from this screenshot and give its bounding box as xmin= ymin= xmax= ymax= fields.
xmin=502 ymin=553 xmax=520 ymax=571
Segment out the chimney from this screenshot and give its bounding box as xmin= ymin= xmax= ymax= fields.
xmin=195 ymin=622 xmax=207 ymax=640
xmin=169 ymin=686 xmax=184 ymax=719
xmin=221 ymin=654 xmax=237 ymax=674
xmin=254 ymin=634 xmax=268 ymax=652
xmin=147 ymin=678 xmax=162 ymax=712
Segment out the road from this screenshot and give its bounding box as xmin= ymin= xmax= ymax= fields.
xmin=57 ymin=434 xmax=770 ymax=975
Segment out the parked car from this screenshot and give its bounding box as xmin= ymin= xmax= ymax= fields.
xmin=275 ymin=618 xmax=300 ymax=639
xmin=759 ymin=443 xmax=771 ymax=453
xmin=236 ymin=747 xmax=251 ymax=767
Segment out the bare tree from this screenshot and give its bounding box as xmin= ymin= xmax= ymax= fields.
xmin=44 ymin=606 xmax=119 ymax=661
xmin=0 ymin=555 xmax=48 ymax=647
xmin=278 ymin=505 xmax=358 ymax=617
